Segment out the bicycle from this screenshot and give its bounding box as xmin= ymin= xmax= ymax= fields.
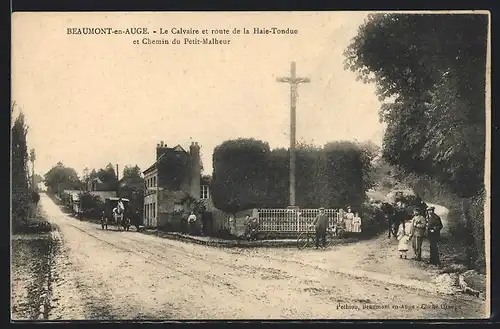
xmin=297 ymin=226 xmax=336 ymax=250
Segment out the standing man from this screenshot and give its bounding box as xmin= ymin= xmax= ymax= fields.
xmin=243 ymin=214 xmax=252 ymax=238
xmin=426 ymin=206 xmax=443 ymax=265
xmin=409 ymin=208 xmax=426 ymax=261
xmin=310 ymin=208 xmax=328 ymax=249
xmin=187 ymin=211 xmax=197 ymax=235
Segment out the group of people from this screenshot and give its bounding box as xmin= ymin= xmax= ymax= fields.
xmin=396 ymin=206 xmax=444 ymax=265
xmin=310 ymin=206 xmax=362 ymax=249
xmin=342 ymin=206 xmax=362 ymax=233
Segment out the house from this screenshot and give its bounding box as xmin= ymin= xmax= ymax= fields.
xmin=88 ymin=177 xmax=107 ymax=192
xmin=86 ymin=176 xmax=117 ymax=202
xmin=142 ymin=141 xmax=213 ymax=228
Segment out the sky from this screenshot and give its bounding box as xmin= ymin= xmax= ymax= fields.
xmin=12 ymin=11 xmax=385 ymax=178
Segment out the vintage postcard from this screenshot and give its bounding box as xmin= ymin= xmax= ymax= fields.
xmin=11 ymin=11 xmax=490 ymax=320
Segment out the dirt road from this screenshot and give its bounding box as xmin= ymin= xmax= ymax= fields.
xmin=37 ymin=194 xmax=485 ymax=320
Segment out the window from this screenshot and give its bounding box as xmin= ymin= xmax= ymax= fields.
xmin=152 ymin=203 xmax=156 ymax=218
xmin=200 ymin=185 xmax=209 ymax=199
xmin=153 ymin=176 xmax=156 ymax=187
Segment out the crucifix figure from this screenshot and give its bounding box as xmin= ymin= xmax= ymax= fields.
xmin=277 ymin=61 xmax=311 ymax=206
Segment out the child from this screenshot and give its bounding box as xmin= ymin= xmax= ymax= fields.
xmin=397 ymin=219 xmax=412 ymax=259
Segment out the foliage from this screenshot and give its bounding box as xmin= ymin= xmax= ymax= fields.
xmin=344 ymin=13 xmax=487 ymax=198
xmin=320 ymin=141 xmax=375 ymax=207
xmin=211 ymin=138 xmax=375 ymax=213
xmin=78 ymin=191 xmax=104 ymax=214
xmin=212 ymin=138 xmax=271 ymax=213
xmin=33 ymin=173 xmax=44 ymax=186
xmin=180 ymin=194 xmax=207 ymax=214
xmin=359 ymin=202 xmax=388 ymax=238
xmin=119 ymin=165 xmax=144 ymax=217
xmin=12 ymin=110 xmax=33 ymax=221
xmin=97 ymin=163 xmax=119 ymax=190
xmin=44 ymin=162 xmax=82 ymax=194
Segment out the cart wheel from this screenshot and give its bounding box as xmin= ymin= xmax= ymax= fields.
xmin=297 ymin=232 xmax=310 ymax=250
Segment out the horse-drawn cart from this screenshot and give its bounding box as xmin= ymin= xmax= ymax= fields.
xmin=101 ymin=197 xmax=131 ymax=231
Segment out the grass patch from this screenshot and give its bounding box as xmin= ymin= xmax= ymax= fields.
xmin=12 ymin=205 xmax=53 ymax=235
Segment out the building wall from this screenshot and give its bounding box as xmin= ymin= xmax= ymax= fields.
xmin=143 ymin=168 xmax=158 ymax=227
xmin=189 ymin=142 xmax=201 ymax=200
xmin=143 ymin=141 xmax=205 ymax=229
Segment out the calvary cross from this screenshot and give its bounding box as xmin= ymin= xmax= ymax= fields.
xmin=276 ymin=61 xmax=311 ymax=207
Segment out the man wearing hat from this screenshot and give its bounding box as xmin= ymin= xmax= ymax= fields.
xmin=426 ymin=206 xmax=443 ymax=265
xmin=311 ymin=208 xmax=328 ymax=249
xmin=409 ymin=207 xmax=427 ymax=261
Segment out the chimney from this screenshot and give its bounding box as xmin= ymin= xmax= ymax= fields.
xmin=189 ymin=142 xmax=201 ymax=200
xmin=156 ymin=141 xmax=168 ymax=160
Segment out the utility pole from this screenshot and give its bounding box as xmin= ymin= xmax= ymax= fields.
xmin=276 ymin=61 xmax=310 ymax=206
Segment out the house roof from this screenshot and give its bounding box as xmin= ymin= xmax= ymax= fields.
xmin=173 ymin=144 xmax=186 ymax=152
xmin=89 ymin=177 xmax=103 ymax=184
xmin=143 ymin=144 xmax=189 ymax=174
xmin=88 ymin=191 xmax=117 ymax=201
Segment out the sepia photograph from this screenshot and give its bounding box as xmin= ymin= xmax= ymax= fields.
xmin=11 ymin=11 xmax=490 ymax=320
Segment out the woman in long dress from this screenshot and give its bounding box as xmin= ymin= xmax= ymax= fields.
xmin=352 ymin=212 xmax=362 ymax=233
xmin=344 ymin=206 xmax=354 ymax=232
xmin=397 ymin=217 xmax=413 ymax=259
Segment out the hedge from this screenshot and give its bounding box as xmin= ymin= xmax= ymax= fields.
xmin=211 ymin=138 xmax=374 ymax=213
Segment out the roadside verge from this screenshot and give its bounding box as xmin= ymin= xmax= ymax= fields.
xmin=140 ymin=229 xmax=359 ymax=249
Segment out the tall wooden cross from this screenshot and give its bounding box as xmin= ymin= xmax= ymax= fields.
xmin=276 ymin=61 xmax=310 ymax=206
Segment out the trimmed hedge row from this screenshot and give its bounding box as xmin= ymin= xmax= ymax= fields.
xmin=211 ymin=139 xmax=374 ymax=213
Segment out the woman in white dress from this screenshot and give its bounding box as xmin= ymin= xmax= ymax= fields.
xmin=344 ymin=206 xmax=354 ymax=232
xmin=352 ymin=212 xmax=362 ymax=233
xmin=397 ymin=217 xmax=413 ymax=259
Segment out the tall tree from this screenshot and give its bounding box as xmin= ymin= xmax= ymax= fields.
xmin=12 ymin=110 xmax=30 ymax=219
xmin=121 ymin=165 xmax=143 ymax=187
xmin=96 ymin=163 xmax=118 ymax=190
xmin=344 ymin=13 xmax=487 ymax=197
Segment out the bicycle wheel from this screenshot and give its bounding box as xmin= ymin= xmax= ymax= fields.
xmin=325 ymin=231 xmax=334 ymax=248
xmin=297 ymin=232 xmax=310 ymax=250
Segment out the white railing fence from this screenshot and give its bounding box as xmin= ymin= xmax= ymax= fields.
xmin=256 ymin=208 xmax=342 ymax=233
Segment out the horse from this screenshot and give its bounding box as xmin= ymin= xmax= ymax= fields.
xmin=380 ymin=202 xmax=398 ymax=238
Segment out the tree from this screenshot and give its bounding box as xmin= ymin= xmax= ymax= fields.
xmin=33 ymin=173 xmax=44 ymax=186
xmin=96 ymin=163 xmax=119 ymax=190
xmin=44 ymin=162 xmax=82 ymax=194
xmin=121 ymin=165 xmax=143 ymax=187
xmin=12 ymin=110 xmax=31 ymax=220
xmin=119 ymin=165 xmax=144 ymax=217
xmin=344 ymin=13 xmax=487 ymax=197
